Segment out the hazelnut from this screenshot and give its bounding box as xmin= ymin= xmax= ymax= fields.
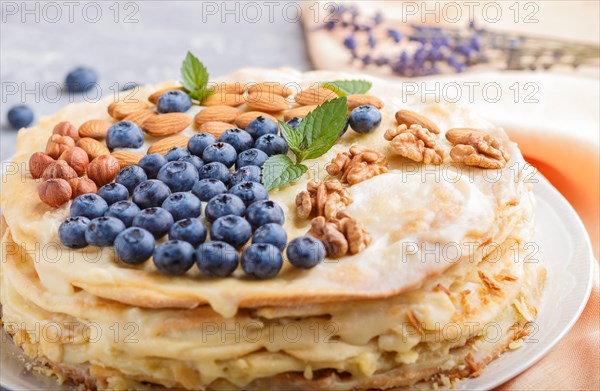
xmin=39 ymin=178 xmax=72 ymax=207
xmin=53 ymin=121 xmax=79 ymax=141
xmin=28 ymin=152 xmax=55 ymax=179
xmin=41 ymin=160 xmax=78 ymax=181
xmin=87 ymin=154 xmax=120 ymax=187
xmin=45 ymin=134 xmax=75 ymax=159
xmin=59 ymin=147 xmax=89 ymax=176
xmin=68 ymin=177 xmax=97 ymax=198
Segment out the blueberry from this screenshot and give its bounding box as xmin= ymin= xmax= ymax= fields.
xmin=85 ymin=216 xmax=125 ymax=247
xmin=165 ymin=147 xmax=191 ymax=162
xmin=192 ymin=178 xmax=227 ymax=202
xmin=210 ymin=215 xmax=251 ymax=249
xmin=245 ymin=116 xmax=278 ymax=139
xmin=348 ymin=105 xmax=382 ymax=134
xmin=245 ymin=200 xmax=284 ymax=229
xmin=241 ymin=244 xmax=283 ymax=279
xmin=202 ymin=142 xmax=237 ymax=168
xmin=114 ymin=227 xmax=155 ymax=265
xmin=188 ymin=133 xmax=217 ymax=157
xmin=115 ymin=165 xmax=148 ymax=195
xmin=65 ymin=67 xmax=98 ymax=92
xmin=236 ymin=148 xmax=269 ymax=169
xmin=252 ymin=223 xmax=287 ymax=251
xmin=121 ymin=82 xmax=138 ymax=91
xmin=156 ymin=90 xmax=192 ymax=113
xmin=161 ymin=192 xmax=202 ymax=221
xmin=59 ymin=216 xmax=90 ymax=248
xmin=195 ymin=241 xmax=238 ymax=277
xmin=70 ymin=193 xmax=108 ymax=219
xmin=97 ymin=183 xmax=129 ymax=205
xmin=204 ymin=193 xmax=246 ymax=223
xmin=138 ymin=153 xmax=167 ymax=179
xmin=286 ymin=117 xmax=302 ymax=129
xmin=169 ymin=218 xmax=207 ymax=247
xmin=132 ymin=179 xmax=171 ymax=209
xmin=106 ymin=121 xmax=144 ymax=150
xmin=231 ymin=165 xmax=261 ymax=186
xmin=132 ymin=207 xmax=174 ymax=238
xmin=219 ymin=128 xmax=254 ymax=153
xmin=286 ymin=236 xmax=326 ymax=269
xmin=178 ymin=155 xmax=204 ymax=171
xmin=105 ymin=200 xmax=141 ymax=227
xmin=157 ymin=161 xmax=199 ymax=192
xmin=153 ymin=240 xmax=195 ymax=275
xmin=7 ymin=105 xmax=34 ymax=129
xmin=229 ymin=181 xmax=268 ymax=207
xmin=254 ymin=134 xmax=288 ymax=156
xmin=198 ymin=162 xmax=231 ymax=185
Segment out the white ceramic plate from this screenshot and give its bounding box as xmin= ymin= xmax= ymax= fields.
xmin=0 ymin=173 xmax=594 ymax=390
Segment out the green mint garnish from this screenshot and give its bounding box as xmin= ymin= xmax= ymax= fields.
xmin=322 ymin=79 xmax=372 ymax=97
xmin=262 ymin=155 xmax=308 ymax=191
xmin=180 ymin=51 xmax=214 ymax=102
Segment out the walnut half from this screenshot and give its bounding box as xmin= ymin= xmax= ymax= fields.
xmin=446 ymin=128 xmax=510 ymax=169
xmin=384 ymin=124 xmax=445 ymax=165
xmin=326 ymin=145 xmax=388 ymax=186
xmin=307 ymin=211 xmax=371 ymax=258
xmin=295 ymin=180 xmax=352 ymax=220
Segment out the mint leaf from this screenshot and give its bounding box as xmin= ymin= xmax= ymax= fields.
xmin=298 ymin=97 xmax=348 ymax=160
xmin=323 ymin=80 xmax=372 ymax=97
xmin=279 ymin=120 xmax=306 ymax=161
xmin=261 ymin=155 xmax=308 ymax=191
xmin=180 ymin=51 xmax=213 ymax=101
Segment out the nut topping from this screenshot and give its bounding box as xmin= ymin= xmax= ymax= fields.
xmin=45 ymin=134 xmax=75 ymax=159
xmin=59 ymin=147 xmax=89 ymax=176
xmin=385 ymin=124 xmax=445 ymax=165
xmin=446 ymin=128 xmax=510 ymax=169
xmin=307 ymin=211 xmax=371 ymax=258
xmin=41 ymin=160 xmax=78 ymax=181
xmin=395 ymin=110 xmax=440 ymax=134
xmin=326 ymin=145 xmax=388 ymax=186
xmin=52 ymin=121 xmax=80 ymax=141
xmin=39 ymin=178 xmax=72 ymax=207
xmin=295 ymin=180 xmax=352 ymax=220
xmin=68 ymin=177 xmax=97 ymax=198
xmin=87 ymin=154 xmax=120 ymax=187
xmin=29 ymin=152 xmax=55 ymax=179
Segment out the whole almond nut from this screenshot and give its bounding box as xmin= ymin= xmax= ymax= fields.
xmin=68 ymin=177 xmax=97 ymax=198
xmin=87 ymin=154 xmax=120 ymax=187
xmin=39 ymin=178 xmax=72 ymax=207
xmin=294 ymin=87 xmax=337 ymax=106
xmin=42 ymin=160 xmax=77 ymax=181
xmin=59 ymin=147 xmax=89 ymax=176
xmin=77 ymin=137 xmax=110 ymax=160
xmin=194 ymin=106 xmax=240 ymax=126
xmin=246 ymin=82 xmax=292 ymax=97
xmin=283 ymin=105 xmax=318 ymax=121
xmin=78 ymin=119 xmax=112 ymax=139
xmin=108 ymin=100 xmax=149 ymax=120
xmin=202 ymin=92 xmax=244 ymax=107
xmin=147 ymin=135 xmax=190 ymax=155
xmin=212 ymin=83 xmax=245 ymax=95
xmin=148 ymin=87 xmax=185 ymax=104
xmin=197 ymin=121 xmax=235 ymax=138
xmin=245 ymin=92 xmax=290 ymax=112
xmin=112 ymin=151 xmax=144 ymax=168
xmin=347 ymin=94 xmax=384 ymax=111
xmin=395 ymin=110 xmax=440 ymax=134
xmin=123 ymin=109 xmax=157 ymax=127
xmin=235 ymin=111 xmax=277 ymax=129
xmin=53 ymin=121 xmax=79 ymax=141
xmin=29 ymin=152 xmax=55 ymax=179
xmin=45 ymin=134 xmax=75 ymax=159
xmin=143 ymin=113 xmax=192 ymax=136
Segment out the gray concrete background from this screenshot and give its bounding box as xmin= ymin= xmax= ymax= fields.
xmin=0 ymin=0 xmax=312 ymax=161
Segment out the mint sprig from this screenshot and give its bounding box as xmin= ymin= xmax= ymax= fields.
xmin=322 ymin=79 xmax=372 ymax=97
xmin=262 ymin=97 xmax=348 ymax=191
xmin=180 ymin=51 xmax=214 ymax=102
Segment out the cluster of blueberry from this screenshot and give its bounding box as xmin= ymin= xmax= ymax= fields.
xmin=58 ymin=116 xmax=325 ymax=279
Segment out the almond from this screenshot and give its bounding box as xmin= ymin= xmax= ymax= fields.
xmin=78 ymin=119 xmax=112 ymax=139
xmin=143 ymin=113 xmax=192 ymax=136
xmin=347 ymin=94 xmax=384 ymax=111
xmin=294 ymin=87 xmax=337 ymax=106
xmin=53 ymin=121 xmax=80 ymax=141
xmin=87 ymin=154 xmax=120 ymax=187
xmin=39 ymin=178 xmax=72 ymax=207
xmin=283 ymin=105 xmax=318 ymax=121
xmin=212 ymin=83 xmax=245 ymax=95
xmin=147 ymin=135 xmax=190 ymax=155
xmin=29 ymin=152 xmax=55 ymax=179
xmin=202 ymin=92 xmax=244 ymax=107
xmin=194 ymin=106 xmax=240 ymax=126
xmin=234 ymin=111 xmax=278 ymax=129
xmin=148 ymin=87 xmax=185 ymax=104
xmin=197 ymin=121 xmax=235 ymax=138
xmin=112 ymin=151 xmax=144 ymax=168
xmin=245 ymin=92 xmax=290 ymax=112
xmin=42 ymin=160 xmax=78 ymax=181
xmin=77 ymin=137 xmax=110 ymax=160
xmin=45 ymin=134 xmax=75 ymax=159
xmin=123 ymin=109 xmax=157 ymax=127
xmin=246 ymin=82 xmax=293 ymax=97
xmin=59 ymin=147 xmax=89 ymax=176
xmin=68 ymin=177 xmax=97 ymax=198
xmin=395 ymin=110 xmax=440 ymax=134
xmin=108 ymin=100 xmax=149 ymax=120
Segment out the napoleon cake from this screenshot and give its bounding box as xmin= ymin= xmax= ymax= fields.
xmin=1 ymin=54 xmax=545 ymax=390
